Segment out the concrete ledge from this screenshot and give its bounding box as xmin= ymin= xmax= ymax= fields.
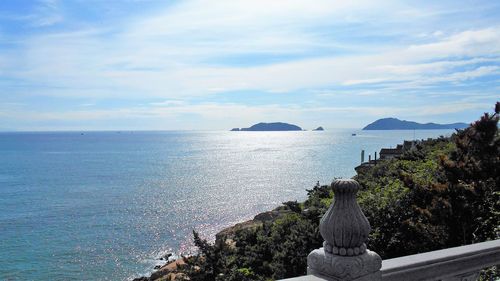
xmin=279 ymin=276 xmax=325 ymax=281
xmin=381 ymin=239 xmax=500 ymax=281
xmin=280 ymin=239 xmax=500 ymax=281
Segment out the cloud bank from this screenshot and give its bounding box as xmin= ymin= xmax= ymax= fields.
xmin=0 ymin=0 xmax=499 ymax=130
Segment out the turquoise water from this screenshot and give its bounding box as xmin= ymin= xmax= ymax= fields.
xmin=0 ymin=129 xmax=453 ymax=280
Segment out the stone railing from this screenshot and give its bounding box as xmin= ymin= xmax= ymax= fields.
xmin=280 ymin=179 xmax=500 ymax=281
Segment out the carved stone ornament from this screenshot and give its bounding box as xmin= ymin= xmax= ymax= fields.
xmin=308 ymin=179 xmax=381 ymax=281
xmin=320 ymin=179 xmax=371 ymax=256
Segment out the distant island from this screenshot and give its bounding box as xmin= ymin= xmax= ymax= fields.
xmin=231 ymin=122 xmax=302 ymax=131
xmin=313 ymin=126 xmax=324 ymax=131
xmin=363 ymin=118 xmax=469 ymax=130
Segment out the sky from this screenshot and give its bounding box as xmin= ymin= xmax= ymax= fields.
xmin=0 ymin=0 xmax=499 ymax=131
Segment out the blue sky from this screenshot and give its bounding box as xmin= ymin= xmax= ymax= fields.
xmin=0 ymin=0 xmax=499 ymax=130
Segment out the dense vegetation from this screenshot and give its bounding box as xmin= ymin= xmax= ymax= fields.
xmin=173 ymin=103 xmax=499 ymax=281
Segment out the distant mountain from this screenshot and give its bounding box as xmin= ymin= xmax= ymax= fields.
xmin=313 ymin=126 xmax=324 ymax=131
xmin=232 ymin=122 xmax=302 ymax=131
xmin=363 ymin=118 xmax=468 ymax=130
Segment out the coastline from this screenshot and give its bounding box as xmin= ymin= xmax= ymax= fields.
xmin=133 ymin=207 xmax=294 ymax=281
xmin=130 ymin=138 xmax=440 ymax=281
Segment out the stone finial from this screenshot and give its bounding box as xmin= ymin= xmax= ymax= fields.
xmin=319 ymin=179 xmax=370 ymax=256
xmin=308 ymin=179 xmax=381 ymax=281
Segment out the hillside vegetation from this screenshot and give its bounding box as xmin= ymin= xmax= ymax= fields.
xmin=151 ymin=103 xmax=499 ymax=281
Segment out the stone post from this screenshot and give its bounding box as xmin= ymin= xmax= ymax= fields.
xmin=307 ymin=179 xmax=382 ymax=281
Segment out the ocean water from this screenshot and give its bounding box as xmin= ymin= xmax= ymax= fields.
xmin=0 ymin=129 xmax=454 ymax=280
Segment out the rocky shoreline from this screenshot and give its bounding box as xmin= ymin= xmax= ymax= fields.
xmin=133 ymin=207 xmax=292 ymax=281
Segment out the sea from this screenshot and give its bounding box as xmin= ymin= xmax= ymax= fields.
xmin=0 ymin=129 xmax=454 ymax=280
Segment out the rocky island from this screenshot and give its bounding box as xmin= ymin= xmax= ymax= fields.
xmin=363 ymin=117 xmax=468 ymax=130
xmin=231 ymin=122 xmax=302 ymax=131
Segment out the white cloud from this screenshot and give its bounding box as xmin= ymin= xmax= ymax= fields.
xmin=10 ymin=22 xmax=499 ymax=99
xmin=408 ymin=102 xmax=491 ymax=117
xmin=2 ymin=99 xmax=491 ymax=131
xmin=150 ymin=100 xmax=187 ymax=107
xmin=0 ymin=0 xmax=408 ymax=96
xmin=428 ymin=65 xmax=500 ymax=84
xmin=2 ymin=0 xmax=500 ymax=129
xmin=13 ymin=0 xmax=65 ymax=27
xmin=405 ymin=28 xmax=500 ymax=60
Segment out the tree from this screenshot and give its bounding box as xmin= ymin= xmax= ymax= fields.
xmin=440 ymin=102 xmax=499 ymax=245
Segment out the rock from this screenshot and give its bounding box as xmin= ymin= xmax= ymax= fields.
xmin=215 ymin=219 xmax=263 ymax=243
xmin=150 ymin=268 xmax=170 ymax=280
xmin=215 ymin=208 xmax=292 ymax=244
xmin=147 ymin=259 xmax=186 ymax=280
xmin=160 ymin=253 xmax=172 ymax=260
xmin=154 ymin=265 xmax=161 ymax=270
xmin=254 ymin=210 xmax=288 ymax=221
xmin=132 ymin=277 xmax=149 ymax=281
xmin=230 ymin=128 xmax=240 ymax=131
xmin=313 ymin=126 xmax=324 ymax=131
